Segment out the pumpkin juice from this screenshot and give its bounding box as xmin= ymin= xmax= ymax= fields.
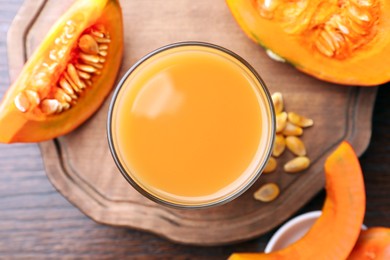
xmin=108 ymin=43 xmax=275 ymax=207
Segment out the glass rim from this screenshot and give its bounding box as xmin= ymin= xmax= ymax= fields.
xmin=107 ymin=41 xmax=276 ymax=209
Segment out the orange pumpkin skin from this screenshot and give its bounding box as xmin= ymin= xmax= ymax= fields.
xmin=229 ymin=141 xmax=366 ymax=259
xmin=348 ymin=227 xmax=390 ymax=260
xmin=226 ymin=0 xmax=390 ymax=86
xmin=0 ymin=0 xmax=123 ymax=143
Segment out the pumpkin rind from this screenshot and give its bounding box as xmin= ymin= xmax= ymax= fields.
xmin=347 ymin=227 xmax=390 ymax=259
xmin=226 ymin=0 xmax=390 ymax=86
xmin=0 ymin=0 xmax=123 ymax=143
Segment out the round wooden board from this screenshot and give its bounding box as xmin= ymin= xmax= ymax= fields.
xmin=7 ymin=0 xmax=377 ymax=245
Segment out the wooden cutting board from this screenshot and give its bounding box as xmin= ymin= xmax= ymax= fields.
xmin=7 ymin=0 xmax=377 ymax=245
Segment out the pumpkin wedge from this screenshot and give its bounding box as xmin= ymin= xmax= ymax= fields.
xmin=348 ymin=227 xmax=390 ymax=259
xmin=229 ymin=141 xmax=366 ymax=259
xmin=226 ymin=0 xmax=390 ymax=86
xmin=0 ymin=0 xmax=123 ymax=143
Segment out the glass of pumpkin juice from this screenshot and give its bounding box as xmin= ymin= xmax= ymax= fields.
xmin=107 ymin=42 xmax=275 ymax=208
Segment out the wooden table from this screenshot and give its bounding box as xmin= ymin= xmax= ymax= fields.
xmin=0 ymin=1 xmax=389 ymax=258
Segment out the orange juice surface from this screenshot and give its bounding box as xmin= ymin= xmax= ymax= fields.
xmin=111 ymin=44 xmax=274 ymax=206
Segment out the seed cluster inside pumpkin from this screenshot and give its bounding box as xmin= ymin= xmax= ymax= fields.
xmin=254 ymin=0 xmax=380 ymax=59
xmin=14 ymin=21 xmax=110 ymax=115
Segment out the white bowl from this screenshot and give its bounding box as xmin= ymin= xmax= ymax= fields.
xmin=265 ymin=211 xmax=367 ymax=253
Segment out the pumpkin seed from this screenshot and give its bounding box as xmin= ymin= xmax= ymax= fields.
xmin=90 ymin=29 xmax=105 ymax=38
xmin=286 ymin=136 xmax=306 ymax=156
xmin=284 ymin=156 xmax=310 ymax=173
xmin=276 ymin=112 xmax=287 ymax=133
xmin=263 ymin=157 xmax=277 ymax=174
xmin=78 ymin=34 xmax=99 ymax=54
xmin=79 ymin=52 xmax=101 ymax=64
xmin=77 ymin=70 xmax=92 ymax=80
xmin=320 ymin=30 xmax=336 ymax=52
xmin=25 ymin=90 xmax=40 ymax=106
xmin=266 ymin=49 xmax=286 ymax=62
xmin=271 ymin=92 xmax=284 ymax=114
xmin=98 ymin=44 xmax=108 ymax=51
xmin=64 ymin=72 xmax=83 ymax=93
xmin=55 ymin=106 xmax=63 ymax=113
xmin=99 ymin=50 xmax=108 ymax=57
xmin=288 ymin=112 xmax=313 ymax=128
xmin=331 ymin=32 xmax=344 ymax=50
xmin=348 ymin=4 xmax=371 ymax=24
xmin=59 ymin=77 xmax=77 ymax=98
xmin=273 ymin=134 xmax=286 ymax=157
xmin=41 ymin=99 xmax=61 ymax=115
xmin=254 ymin=183 xmax=280 ymax=202
xmin=75 ymin=63 xmax=98 ymax=74
xmin=334 ymin=19 xmax=349 ymax=35
xmin=315 ymin=39 xmax=334 ymax=57
xmin=282 ymin=122 xmax=303 ymax=136
xmin=352 ymin=0 xmax=373 ymax=7
xmin=94 ymin=36 xmax=111 ymax=44
xmin=67 ymin=64 xmax=84 ymax=89
xmin=61 ymin=102 xmax=71 ymax=111
xmin=348 ymin=16 xmax=369 ymax=35
xmin=55 ymin=88 xmax=72 ymax=103
xmin=14 ymin=92 xmax=30 ymax=112
xmin=85 ymin=80 xmax=92 ymax=87
xmin=88 ymin=62 xmax=104 ymax=70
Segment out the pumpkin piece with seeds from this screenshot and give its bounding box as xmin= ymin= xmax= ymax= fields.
xmin=231 ymin=142 xmax=365 ymax=259
xmin=226 ymin=0 xmax=390 ymax=86
xmin=0 ymin=0 xmax=123 ymax=143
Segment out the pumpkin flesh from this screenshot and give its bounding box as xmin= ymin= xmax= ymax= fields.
xmin=229 ymin=141 xmax=366 ymax=259
xmin=348 ymin=227 xmax=390 ymax=259
xmin=226 ymin=0 xmax=390 ymax=86
xmin=0 ymin=0 xmax=123 ymax=143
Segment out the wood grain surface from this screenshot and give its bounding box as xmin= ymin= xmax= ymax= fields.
xmin=0 ymin=0 xmax=389 ymax=258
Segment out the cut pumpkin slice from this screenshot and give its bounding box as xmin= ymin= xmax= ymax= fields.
xmin=229 ymin=141 xmax=366 ymax=259
xmin=348 ymin=227 xmax=390 ymax=259
xmin=226 ymin=0 xmax=390 ymax=86
xmin=0 ymin=0 xmax=123 ymax=143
